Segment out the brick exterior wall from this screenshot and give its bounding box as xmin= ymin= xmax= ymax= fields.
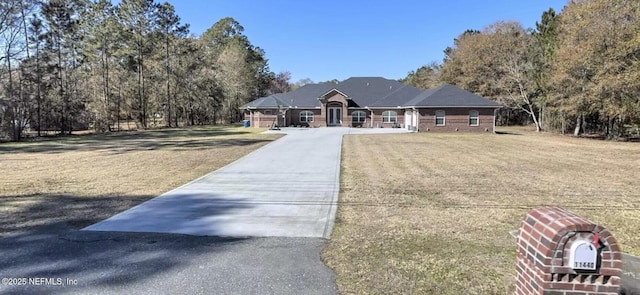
xmin=288 ymin=109 xmax=321 ymax=127
xmin=349 ymin=109 xmax=369 ymax=127
xmin=320 ymin=91 xmax=349 ymax=127
xmin=418 ymin=108 xmax=494 ymax=132
xmin=244 ymin=106 xmax=499 ymax=131
xmin=244 ymin=110 xmax=279 ymax=128
xmin=369 ymin=109 xmax=405 ymax=128
xmin=515 ymin=206 xmax=622 ymax=295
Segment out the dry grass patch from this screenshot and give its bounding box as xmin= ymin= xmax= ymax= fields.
xmin=323 ymin=128 xmax=640 ymax=294
xmin=0 ymin=126 xmax=281 ymax=236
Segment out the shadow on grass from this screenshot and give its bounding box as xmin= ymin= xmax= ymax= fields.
xmin=41 ymin=125 xmax=249 ymax=141
xmin=494 ymin=130 xmax=523 ymax=136
xmin=0 ymin=193 xmax=154 ymax=236
xmin=0 ymin=126 xmax=273 ymax=154
xmin=0 ymin=192 xmax=253 ymax=294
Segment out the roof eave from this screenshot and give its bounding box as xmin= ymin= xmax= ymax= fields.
xmin=364 ymin=106 xmax=403 ymax=109
xmin=403 ymin=105 xmax=502 ymax=108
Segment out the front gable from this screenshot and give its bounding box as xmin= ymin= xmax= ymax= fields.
xmin=320 ymin=88 xmax=350 ymax=103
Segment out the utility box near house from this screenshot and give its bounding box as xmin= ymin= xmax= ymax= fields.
xmin=515 ymin=206 xmax=622 ymax=295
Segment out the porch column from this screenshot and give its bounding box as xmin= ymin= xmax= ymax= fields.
xmin=342 ymin=104 xmax=350 ymax=127
xmin=318 ymin=106 xmax=326 ymax=127
xmin=282 ymin=109 xmax=288 ymax=127
xmin=370 ymin=109 xmax=374 ymax=128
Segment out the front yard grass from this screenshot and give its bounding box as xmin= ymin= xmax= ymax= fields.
xmin=0 ymin=126 xmax=282 ymax=237
xmin=322 ymin=128 xmax=640 ymax=294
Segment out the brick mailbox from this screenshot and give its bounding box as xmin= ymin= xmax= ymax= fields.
xmin=515 ymin=206 xmax=622 ymax=294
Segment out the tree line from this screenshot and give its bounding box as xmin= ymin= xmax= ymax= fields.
xmin=403 ymin=0 xmax=640 ymax=138
xmin=4 ymin=0 xmax=637 ymax=141
xmin=0 ymin=0 xmax=289 ymax=141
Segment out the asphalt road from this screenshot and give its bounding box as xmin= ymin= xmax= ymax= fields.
xmin=0 ymin=227 xmax=336 ymax=295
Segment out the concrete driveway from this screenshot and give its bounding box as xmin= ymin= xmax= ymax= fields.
xmin=84 ymin=127 xmax=411 ymax=238
xmin=1 ymin=127 xmax=411 ymax=295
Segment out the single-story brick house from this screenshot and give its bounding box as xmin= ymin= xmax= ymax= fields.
xmin=241 ymin=77 xmax=502 ymax=132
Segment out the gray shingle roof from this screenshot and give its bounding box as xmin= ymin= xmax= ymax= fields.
xmin=369 ymin=84 xmax=423 ymax=107
xmin=242 ymin=83 xmax=334 ymax=109
xmin=404 ymin=84 xmax=502 ymax=107
xmin=332 ymin=77 xmax=415 ymax=107
xmin=282 ymin=83 xmax=334 ymax=107
xmin=242 ymin=79 xmax=501 ymax=110
xmin=240 ymin=94 xmax=289 ymax=109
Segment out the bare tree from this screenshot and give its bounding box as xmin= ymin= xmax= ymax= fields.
xmin=216 ymin=38 xmax=252 ymax=123
xmin=489 ymin=22 xmax=543 ymax=132
xmin=270 ymin=71 xmax=292 ymax=94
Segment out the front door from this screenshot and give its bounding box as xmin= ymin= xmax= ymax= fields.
xmin=327 ymin=107 xmax=342 ymax=126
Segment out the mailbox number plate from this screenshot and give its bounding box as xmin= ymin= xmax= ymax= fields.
xmin=570 ymin=241 xmax=597 ymax=271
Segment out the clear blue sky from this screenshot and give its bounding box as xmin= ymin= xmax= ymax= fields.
xmin=167 ymin=0 xmax=568 ymax=82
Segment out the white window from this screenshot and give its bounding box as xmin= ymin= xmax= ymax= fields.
xmin=352 ymin=111 xmax=366 ymax=123
xmin=469 ymin=110 xmax=479 ymax=126
xmin=382 ymin=111 xmax=397 ymax=123
xmin=300 ymin=111 xmax=314 ymax=122
xmin=435 ymin=110 xmax=445 ymax=126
